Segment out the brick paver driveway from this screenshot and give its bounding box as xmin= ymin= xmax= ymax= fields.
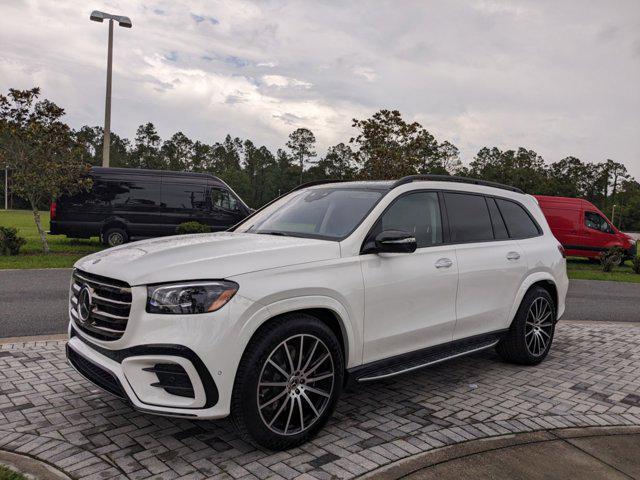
xmin=1 ymin=322 xmax=639 ymax=479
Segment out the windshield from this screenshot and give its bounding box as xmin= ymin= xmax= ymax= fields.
xmin=245 ymin=188 xmax=384 ymax=240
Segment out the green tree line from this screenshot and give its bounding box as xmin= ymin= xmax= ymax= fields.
xmin=3 ymin=88 xmax=640 ymax=235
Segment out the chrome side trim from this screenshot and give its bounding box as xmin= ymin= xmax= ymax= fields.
xmin=357 ymin=340 xmax=500 ymax=382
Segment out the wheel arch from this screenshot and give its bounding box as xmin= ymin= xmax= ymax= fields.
xmin=235 ymin=295 xmax=358 ymax=372
xmin=100 ymin=217 xmax=129 ymax=235
xmin=508 ymin=272 xmax=559 ymax=327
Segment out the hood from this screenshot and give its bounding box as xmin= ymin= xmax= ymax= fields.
xmin=74 ymin=232 xmax=341 ymax=285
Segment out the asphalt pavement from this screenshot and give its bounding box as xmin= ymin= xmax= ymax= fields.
xmin=0 ymin=268 xmax=638 ymax=338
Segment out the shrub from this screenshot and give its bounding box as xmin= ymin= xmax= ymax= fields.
xmin=598 ymin=246 xmax=625 ymax=272
xmin=0 ymin=226 xmax=27 ymax=256
xmin=175 ymin=222 xmax=211 ymax=235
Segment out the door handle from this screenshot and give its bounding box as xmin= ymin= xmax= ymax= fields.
xmin=435 ymin=258 xmax=453 ymax=269
xmin=506 ymin=251 xmax=521 ymax=261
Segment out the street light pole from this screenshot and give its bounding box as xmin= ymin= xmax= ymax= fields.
xmin=103 ymin=19 xmax=114 ymax=167
xmin=90 ymin=10 xmax=132 ymax=168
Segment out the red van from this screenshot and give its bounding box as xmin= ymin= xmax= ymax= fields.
xmin=534 ymin=195 xmax=636 ymax=263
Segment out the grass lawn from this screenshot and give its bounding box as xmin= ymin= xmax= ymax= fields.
xmin=566 ymin=257 xmax=640 ymax=283
xmin=0 ymin=465 xmax=27 ymax=480
xmin=0 ymin=210 xmax=103 ymax=269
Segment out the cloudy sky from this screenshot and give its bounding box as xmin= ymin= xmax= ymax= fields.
xmin=1 ymin=0 xmax=639 ymax=176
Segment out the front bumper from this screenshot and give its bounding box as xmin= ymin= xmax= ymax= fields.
xmin=66 ymin=327 xmax=222 ymax=418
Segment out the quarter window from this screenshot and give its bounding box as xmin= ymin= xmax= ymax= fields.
xmin=444 ymin=193 xmax=494 ymax=243
xmin=487 ymin=198 xmax=509 ymax=240
xmin=374 ymin=192 xmax=443 ymax=248
xmin=585 ymin=211 xmax=612 ymax=234
xmin=495 ymin=199 xmax=540 ymax=238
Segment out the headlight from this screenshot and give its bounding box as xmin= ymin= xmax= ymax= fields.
xmin=146 ymin=281 xmax=238 ymax=314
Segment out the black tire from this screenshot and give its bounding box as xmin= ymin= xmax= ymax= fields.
xmin=102 ymin=227 xmax=128 ymax=247
xmin=231 ymin=313 xmax=344 ymax=450
xmin=496 ymin=286 xmax=556 ymax=365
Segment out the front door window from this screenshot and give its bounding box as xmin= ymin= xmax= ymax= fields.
xmin=585 ymin=211 xmax=612 ymax=234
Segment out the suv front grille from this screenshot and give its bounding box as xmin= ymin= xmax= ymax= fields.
xmin=70 ymin=269 xmax=131 ymax=341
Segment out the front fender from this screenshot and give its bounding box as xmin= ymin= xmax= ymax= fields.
xmin=232 ymin=294 xmax=359 ymax=369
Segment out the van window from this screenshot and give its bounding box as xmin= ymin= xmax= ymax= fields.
xmin=375 ymin=192 xmax=442 ymax=248
xmin=585 ymin=211 xmax=612 ymax=234
xmin=109 ymin=181 xmax=161 ymax=207
xmin=444 ymin=193 xmax=494 ymax=243
xmin=487 ymin=198 xmax=509 ymax=240
xmin=163 ymin=183 xmax=207 ymax=210
xmin=496 ymin=199 xmax=540 ymax=238
xmin=211 ymin=188 xmax=240 ymax=212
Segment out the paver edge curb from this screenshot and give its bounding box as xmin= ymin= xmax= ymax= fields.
xmin=359 ymin=425 xmax=640 ymax=480
xmin=0 ymin=448 xmax=73 ymax=480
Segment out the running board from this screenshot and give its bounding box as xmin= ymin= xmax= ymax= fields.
xmin=350 ymin=332 xmax=504 ymax=383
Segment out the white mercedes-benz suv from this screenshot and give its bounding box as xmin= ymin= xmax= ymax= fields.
xmin=66 ymin=175 xmax=568 ymax=450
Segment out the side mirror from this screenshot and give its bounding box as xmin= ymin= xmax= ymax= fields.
xmin=374 ymin=230 xmax=417 ymax=254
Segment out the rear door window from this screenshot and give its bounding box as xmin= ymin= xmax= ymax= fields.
xmin=495 ymin=199 xmax=540 ymax=238
xmin=162 ymin=183 xmax=207 ymax=211
xmin=444 ymin=193 xmax=494 ymax=243
xmin=108 ymin=181 xmax=161 ymax=208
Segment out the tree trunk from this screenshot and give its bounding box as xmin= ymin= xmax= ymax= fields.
xmin=31 ymin=205 xmax=50 ymax=254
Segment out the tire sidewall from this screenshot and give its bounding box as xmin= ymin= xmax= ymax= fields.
xmin=233 ymin=315 xmax=344 ymax=449
xmin=513 ymin=287 xmax=556 ymax=363
xmin=103 ymin=228 xmax=128 ymax=247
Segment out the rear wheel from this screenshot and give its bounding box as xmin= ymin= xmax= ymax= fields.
xmin=102 ymin=227 xmax=128 ymax=247
xmin=231 ymin=314 xmax=343 ymax=450
xmin=496 ymin=286 xmax=555 ymax=365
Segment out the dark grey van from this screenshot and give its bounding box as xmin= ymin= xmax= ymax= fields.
xmin=49 ymin=167 xmax=251 ymax=246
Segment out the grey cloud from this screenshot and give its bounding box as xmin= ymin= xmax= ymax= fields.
xmin=0 ymin=0 xmax=638 ymax=177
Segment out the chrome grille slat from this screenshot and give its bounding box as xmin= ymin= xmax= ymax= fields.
xmin=92 ymin=308 xmax=128 ymax=321
xmin=73 ymin=272 xmax=131 ymax=293
xmin=92 ymin=293 xmax=131 ymax=306
xmin=70 ymin=269 xmax=131 ymax=341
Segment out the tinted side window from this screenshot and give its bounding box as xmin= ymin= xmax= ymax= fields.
xmin=109 ymin=181 xmax=161 ymax=208
xmin=496 ymin=198 xmax=540 ymax=238
xmin=163 ymin=183 xmax=207 ymax=210
xmin=444 ymin=193 xmax=493 ymax=243
xmin=585 ymin=211 xmax=612 ymax=234
xmin=487 ymin=198 xmax=509 ymax=240
xmin=375 ymin=192 xmax=442 ymax=248
xmin=211 ymin=188 xmax=240 ymax=212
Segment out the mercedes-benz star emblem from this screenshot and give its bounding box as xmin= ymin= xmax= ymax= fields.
xmin=77 ymin=286 xmax=93 ymax=323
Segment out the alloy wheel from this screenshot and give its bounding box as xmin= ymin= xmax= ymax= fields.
xmin=257 ymin=334 xmax=335 ymax=436
xmin=108 ymin=232 xmax=124 ymax=246
xmin=525 ymin=297 xmax=553 ymax=356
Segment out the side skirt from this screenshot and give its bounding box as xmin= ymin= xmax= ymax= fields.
xmin=347 ymin=330 xmax=506 ymax=385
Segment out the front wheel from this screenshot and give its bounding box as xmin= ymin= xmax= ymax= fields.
xmin=496 ymin=286 xmax=556 ymax=365
xmin=231 ymin=314 xmax=344 ymax=450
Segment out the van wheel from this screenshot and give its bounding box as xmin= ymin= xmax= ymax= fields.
xmin=496 ymin=286 xmax=555 ymax=365
xmin=231 ymin=313 xmax=344 ymax=450
xmin=102 ymin=227 xmax=128 ymax=247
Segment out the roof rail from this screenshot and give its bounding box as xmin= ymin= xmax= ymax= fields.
xmin=391 ymin=174 xmax=524 ymax=194
xmin=291 ymin=179 xmax=343 ymax=192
